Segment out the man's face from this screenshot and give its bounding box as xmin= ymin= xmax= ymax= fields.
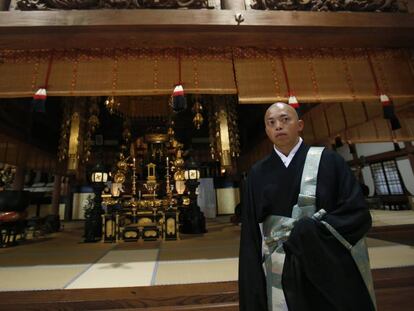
xmin=264 ymin=103 xmax=304 ymax=150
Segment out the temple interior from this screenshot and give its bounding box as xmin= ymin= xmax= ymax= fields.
xmin=0 ymin=0 xmax=414 ymax=310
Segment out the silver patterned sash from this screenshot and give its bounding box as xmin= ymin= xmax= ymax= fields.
xmin=263 ymin=147 xmax=324 ymax=311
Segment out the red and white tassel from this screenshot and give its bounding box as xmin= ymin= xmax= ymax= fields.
xmin=288 ymin=94 xmax=299 ymax=110
xmin=171 ymin=84 xmax=186 ymax=113
xmin=31 ymin=88 xmax=47 ymax=113
xmin=380 ymin=94 xmax=401 ymax=130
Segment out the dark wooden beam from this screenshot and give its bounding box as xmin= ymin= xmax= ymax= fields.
xmin=348 ymin=147 xmax=414 ymax=167
xmin=0 ymin=10 xmax=413 ymax=50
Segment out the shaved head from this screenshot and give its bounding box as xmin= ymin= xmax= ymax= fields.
xmin=265 ymin=102 xmax=299 ymax=123
xmin=264 ymin=102 xmax=304 ymax=156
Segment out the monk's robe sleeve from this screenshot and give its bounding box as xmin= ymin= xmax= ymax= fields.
xmin=323 ymin=152 xmax=372 ymax=245
xmin=238 ymin=170 xmax=268 ymax=311
xmin=282 ymin=151 xmax=375 ymax=311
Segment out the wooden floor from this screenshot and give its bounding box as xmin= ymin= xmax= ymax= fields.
xmin=0 ymin=265 xmax=412 ymax=311
xmin=368 ymin=224 xmax=414 ymax=246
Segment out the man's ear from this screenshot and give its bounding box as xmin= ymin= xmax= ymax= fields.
xmin=298 ymin=119 xmax=304 ymax=132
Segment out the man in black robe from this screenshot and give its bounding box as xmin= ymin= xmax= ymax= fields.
xmin=238 ymin=103 xmax=374 ymax=311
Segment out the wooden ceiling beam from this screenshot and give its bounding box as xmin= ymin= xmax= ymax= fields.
xmin=0 ymin=10 xmax=413 ymax=50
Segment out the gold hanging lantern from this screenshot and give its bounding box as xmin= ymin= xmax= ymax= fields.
xmin=105 ymin=96 xmax=120 ymax=114
xmin=67 ymin=111 xmax=80 ymax=171
xmin=192 ymin=98 xmax=204 ymax=130
xmin=207 ymin=96 xmax=240 ymax=169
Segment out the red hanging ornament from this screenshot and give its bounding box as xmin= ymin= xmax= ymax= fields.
xmin=288 ymin=94 xmax=299 ymax=110
xmin=171 ymin=84 xmax=186 ymax=113
xmin=280 ymin=52 xmax=300 ymax=113
xmin=170 ymin=49 xmax=186 ymax=113
xmin=31 ymin=88 xmax=47 ymax=113
xmin=367 ymin=52 xmax=400 ymax=130
xmin=31 ymin=53 xmax=54 ymax=113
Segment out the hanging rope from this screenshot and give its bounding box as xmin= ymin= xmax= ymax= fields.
xmin=32 ymin=51 xmax=54 ymax=113
xmin=177 ymin=48 xmax=182 ymax=85
xmin=366 ymin=49 xmax=401 ymax=131
xmin=43 ymin=52 xmax=54 ymax=89
xmin=171 ymin=48 xmax=186 ymax=113
xmin=280 ymin=50 xmax=299 ymax=110
xmin=366 ymin=51 xmax=381 ymax=96
xmin=280 ymin=52 xmax=292 ymax=96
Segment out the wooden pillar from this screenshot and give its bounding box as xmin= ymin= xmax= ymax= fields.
xmin=404 ymin=142 xmax=414 ymax=177
xmin=12 ymin=142 xmax=27 ymax=190
xmin=221 ymin=0 xmax=246 ymax=10
xmin=51 ymin=174 xmax=61 ymax=216
xmin=407 ymin=0 xmax=414 ymax=14
xmin=12 ymin=166 xmax=25 ymax=190
xmin=0 ymin=0 xmax=11 ymax=11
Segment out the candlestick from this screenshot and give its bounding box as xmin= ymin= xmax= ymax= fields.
xmin=132 ymin=157 xmax=136 ymax=196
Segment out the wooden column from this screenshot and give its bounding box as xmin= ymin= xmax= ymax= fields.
xmin=0 ymin=0 xmax=11 ymax=11
xmin=12 ymin=166 xmax=25 ymax=190
xmin=407 ymin=0 xmax=414 ymax=14
xmin=221 ymin=0 xmax=246 ymax=10
xmin=51 ymin=174 xmax=61 ymax=216
xmin=12 ymin=142 xmax=27 ymax=191
xmin=404 ymin=142 xmax=414 ymax=177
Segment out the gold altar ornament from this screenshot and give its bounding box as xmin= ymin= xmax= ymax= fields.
xmin=105 ymin=96 xmax=120 ymax=114
xmin=68 ymin=112 xmax=80 ymax=171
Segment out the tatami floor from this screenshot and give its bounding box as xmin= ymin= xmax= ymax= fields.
xmin=0 ymin=210 xmax=413 ymax=292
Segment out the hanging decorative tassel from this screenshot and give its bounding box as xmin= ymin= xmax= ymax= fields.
xmin=367 ymin=52 xmax=401 ymax=130
xmin=31 ymin=88 xmax=47 ymax=113
xmin=171 ymin=84 xmax=187 ymax=113
xmin=380 ymin=94 xmax=393 ymax=119
xmin=393 ymin=139 xmax=401 ymax=152
xmin=280 ymin=52 xmax=300 ymax=114
xmin=31 ymin=53 xmax=54 ymax=113
xmin=170 ymin=49 xmax=186 ymax=113
xmin=334 ymin=135 xmax=343 ymax=148
xmin=288 ymin=94 xmax=299 ymax=110
xmin=379 ymin=94 xmax=401 ymax=130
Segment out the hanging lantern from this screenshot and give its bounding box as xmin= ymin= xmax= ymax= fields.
xmin=207 ymin=96 xmax=240 ymax=169
xmin=105 ymin=96 xmax=120 ymax=114
xmin=67 ymin=111 xmax=81 ymax=171
xmin=192 ymin=98 xmax=204 ymax=130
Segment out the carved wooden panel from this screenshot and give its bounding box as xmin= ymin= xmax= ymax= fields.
xmin=247 ymin=0 xmax=407 ymax=12
xmin=12 ymin=0 xmax=219 ymax=10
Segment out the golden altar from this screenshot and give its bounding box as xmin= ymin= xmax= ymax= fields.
xmin=101 ymin=195 xmax=180 ymax=242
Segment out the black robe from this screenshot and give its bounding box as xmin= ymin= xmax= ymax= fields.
xmin=238 ymin=143 xmax=374 ymax=311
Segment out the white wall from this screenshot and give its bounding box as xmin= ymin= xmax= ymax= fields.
xmin=397 ymin=159 xmax=414 ymax=195
xmin=356 ymin=142 xmax=393 ymax=157
xmin=352 ymin=142 xmax=414 ymax=197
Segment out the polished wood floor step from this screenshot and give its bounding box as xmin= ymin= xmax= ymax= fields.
xmin=0 ymin=267 xmax=413 ymax=310
xmin=368 ymin=224 xmax=414 ymax=246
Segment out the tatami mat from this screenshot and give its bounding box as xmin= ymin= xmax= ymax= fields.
xmin=371 ymin=210 xmax=414 ymax=226
xmin=0 ymin=264 xmax=88 ymax=291
xmin=0 ymin=212 xmax=413 ymax=291
xmin=367 ymin=238 xmax=414 ymax=269
xmin=155 ymin=258 xmax=238 ymax=285
xmin=66 ymin=249 xmax=159 ymax=289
